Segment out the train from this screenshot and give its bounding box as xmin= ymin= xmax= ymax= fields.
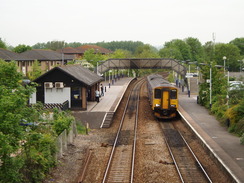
xmin=147 ymin=74 xmax=179 ymax=119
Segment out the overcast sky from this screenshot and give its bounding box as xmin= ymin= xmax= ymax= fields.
xmin=1 ymin=0 xmax=243 ymax=47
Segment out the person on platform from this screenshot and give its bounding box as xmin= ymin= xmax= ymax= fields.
xmin=95 ymin=89 xmax=100 ymax=103
xmin=100 ymin=84 xmax=104 ymax=96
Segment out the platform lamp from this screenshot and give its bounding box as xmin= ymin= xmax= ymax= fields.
xmin=223 ymin=56 xmax=227 ymax=75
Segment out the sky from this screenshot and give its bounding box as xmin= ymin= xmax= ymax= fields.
xmin=0 ymin=0 xmax=243 ymax=47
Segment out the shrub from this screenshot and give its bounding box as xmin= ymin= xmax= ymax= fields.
xmin=52 ymin=109 xmax=75 ymax=135
xmin=22 ymin=132 xmax=57 ymax=183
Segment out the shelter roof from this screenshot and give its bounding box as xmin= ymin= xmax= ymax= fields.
xmin=34 ymin=64 xmax=103 ymax=86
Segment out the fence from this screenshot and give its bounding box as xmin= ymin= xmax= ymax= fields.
xmin=56 ymin=120 xmax=77 ymax=158
xmin=44 ymin=100 xmax=69 ymax=111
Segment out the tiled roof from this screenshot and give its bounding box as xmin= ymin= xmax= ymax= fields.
xmin=57 ymin=47 xmax=80 ymax=54
xmin=34 ymin=64 xmax=103 ymax=86
xmin=0 ymin=48 xmax=74 ymax=61
xmin=19 ymin=49 xmax=74 ymax=61
xmin=76 ymin=45 xmax=113 ymax=54
xmin=0 ymin=48 xmax=20 ymax=61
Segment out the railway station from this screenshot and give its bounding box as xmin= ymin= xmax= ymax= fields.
xmin=72 ymin=73 xmax=244 ymax=183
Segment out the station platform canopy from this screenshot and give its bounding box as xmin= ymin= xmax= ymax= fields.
xmin=97 ymin=58 xmax=187 ymax=77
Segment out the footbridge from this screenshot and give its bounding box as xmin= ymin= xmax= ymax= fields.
xmin=97 ymin=58 xmax=187 ymax=77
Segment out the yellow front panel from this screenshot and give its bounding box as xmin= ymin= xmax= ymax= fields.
xmin=162 ymin=91 xmax=169 ymax=109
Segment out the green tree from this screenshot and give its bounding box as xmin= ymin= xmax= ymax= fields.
xmin=27 ymin=60 xmax=42 ymax=80
xmin=214 ymin=43 xmax=241 ymax=71
xmin=0 ymin=38 xmax=7 ymax=49
xmin=230 ymin=37 xmax=244 ymax=55
xmin=96 ymin=41 xmax=145 ymax=54
xmin=0 ymin=59 xmax=37 ymax=182
xmin=203 ymin=41 xmax=214 ymax=63
xmin=66 ymin=42 xmax=83 ymax=48
xmin=32 ymin=42 xmax=47 ymax=49
xmin=46 ymin=40 xmax=66 ymax=50
xmin=13 ymin=44 xmax=32 ymax=53
xmin=159 ymin=47 xmax=182 ymax=59
xmin=185 ymin=37 xmax=204 ymax=62
xmin=83 ymin=48 xmax=106 ymax=66
xmin=162 ymin=39 xmax=192 ymax=61
xmin=134 ymin=44 xmax=159 ymax=58
xmin=109 ymin=49 xmax=132 ymax=59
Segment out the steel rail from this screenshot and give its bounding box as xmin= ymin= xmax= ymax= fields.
xmin=164 ymin=136 xmax=185 ymax=183
xmin=102 ymin=79 xmax=143 ymax=183
xmin=163 ymin=122 xmax=213 ymax=183
xmin=179 ymin=131 xmax=213 ymax=183
xmin=130 ymin=80 xmax=144 ymax=183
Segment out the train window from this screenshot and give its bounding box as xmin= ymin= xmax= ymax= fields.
xmin=154 ymin=89 xmax=161 ymax=98
xmin=171 ymin=89 xmax=177 ymax=99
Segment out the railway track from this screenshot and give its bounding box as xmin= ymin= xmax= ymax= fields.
xmin=102 ymin=79 xmax=144 ymax=183
xmin=160 ymin=121 xmax=212 ymax=183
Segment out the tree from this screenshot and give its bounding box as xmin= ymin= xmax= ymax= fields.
xmin=27 ymin=60 xmax=42 ymax=80
xmin=0 ymin=38 xmax=7 ymax=49
xmin=185 ymin=37 xmax=204 ymax=62
xmin=96 ymin=41 xmax=145 ymax=54
xmin=162 ymin=39 xmax=192 ymax=61
xmin=203 ymin=41 xmax=214 ymax=63
xmin=134 ymin=44 xmax=159 ymax=58
xmin=230 ymin=37 xmax=244 ymax=56
xmin=214 ymin=43 xmax=241 ymax=71
xmin=159 ymin=47 xmax=183 ymax=60
xmin=109 ymin=49 xmax=132 ymax=59
xmin=32 ymin=42 xmax=47 ymax=49
xmin=13 ymin=44 xmax=32 ymax=53
xmin=46 ymin=40 xmax=66 ymax=50
xmin=0 ymin=59 xmax=37 ymax=182
xmin=83 ymin=49 xmax=106 ymax=66
xmin=66 ymin=42 xmax=83 ymax=48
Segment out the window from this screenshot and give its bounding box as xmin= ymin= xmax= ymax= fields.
xmin=171 ymin=89 xmax=177 ymax=99
xmin=154 ymin=89 xmax=161 ymax=99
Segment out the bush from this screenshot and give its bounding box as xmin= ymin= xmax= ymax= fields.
xmin=52 ymin=109 xmax=75 ymax=135
xmin=76 ymin=122 xmax=89 ymax=134
xmin=22 ymin=132 xmax=57 ymax=183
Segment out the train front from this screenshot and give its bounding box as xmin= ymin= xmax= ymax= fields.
xmin=153 ymin=86 xmax=178 ymax=119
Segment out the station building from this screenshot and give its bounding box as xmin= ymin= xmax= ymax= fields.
xmin=30 ymin=64 xmax=103 ymax=110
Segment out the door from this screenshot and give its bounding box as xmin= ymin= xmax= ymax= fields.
xmin=162 ymin=90 xmax=170 ymax=109
xmin=71 ymin=87 xmax=82 ymax=108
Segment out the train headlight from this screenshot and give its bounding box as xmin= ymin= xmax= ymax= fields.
xmin=155 ymin=104 xmax=160 ymax=107
xmin=170 ymin=104 xmax=176 ymax=107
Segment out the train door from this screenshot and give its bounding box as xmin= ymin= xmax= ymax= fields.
xmin=162 ymin=89 xmax=170 ymax=109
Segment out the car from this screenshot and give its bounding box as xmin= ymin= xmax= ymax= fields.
xmin=229 ymin=81 xmax=243 ymax=91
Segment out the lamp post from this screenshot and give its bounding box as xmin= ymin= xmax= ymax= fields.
xmin=223 ymin=56 xmax=227 ymax=75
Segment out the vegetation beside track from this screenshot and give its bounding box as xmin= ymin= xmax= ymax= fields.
xmin=0 ymin=60 xmax=76 ymax=182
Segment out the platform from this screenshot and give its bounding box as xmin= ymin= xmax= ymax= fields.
xmin=73 ymin=77 xmax=134 ymax=129
xmin=179 ymin=92 xmax=244 ymax=183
